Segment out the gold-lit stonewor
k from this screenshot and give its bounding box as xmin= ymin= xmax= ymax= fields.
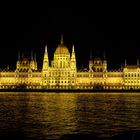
xmin=42 ymin=35 xmax=77 ymax=89
xmin=0 ymin=35 xmax=140 ymax=90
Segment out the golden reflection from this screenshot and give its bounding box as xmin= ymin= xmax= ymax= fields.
xmin=1 ymin=92 xmax=140 ymax=139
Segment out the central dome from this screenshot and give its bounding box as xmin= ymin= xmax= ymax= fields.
xmin=54 ymin=34 xmax=70 ymax=55
xmin=55 ymin=44 xmax=69 ymax=54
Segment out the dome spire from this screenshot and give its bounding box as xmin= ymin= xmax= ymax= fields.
xmin=71 ymin=44 xmax=76 ymax=61
xmin=71 ymin=44 xmax=76 ymax=70
xmin=45 ymin=45 xmax=48 ymax=53
xmin=60 ymin=34 xmax=64 ymax=44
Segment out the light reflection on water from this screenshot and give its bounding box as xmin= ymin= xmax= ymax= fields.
xmin=0 ymin=92 xmax=140 ymax=139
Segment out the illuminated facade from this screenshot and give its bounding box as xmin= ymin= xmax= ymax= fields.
xmin=0 ymin=35 xmax=140 ymax=90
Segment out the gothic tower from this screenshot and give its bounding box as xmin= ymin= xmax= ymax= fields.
xmin=71 ymin=45 xmax=76 ymax=70
xmin=70 ymin=45 xmax=77 ymax=86
xmin=42 ymin=45 xmax=49 ymax=71
xmin=42 ymin=45 xmax=49 ymax=86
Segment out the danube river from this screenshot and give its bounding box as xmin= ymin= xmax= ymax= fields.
xmin=0 ymin=92 xmax=140 ymax=139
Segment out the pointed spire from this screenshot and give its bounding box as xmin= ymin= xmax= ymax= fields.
xmin=45 ymin=45 xmax=48 ymax=53
xmin=42 ymin=44 xmax=49 ymax=71
xmin=44 ymin=45 xmax=48 ymax=60
xmin=71 ymin=44 xmax=76 ymax=61
xmin=71 ymin=45 xmax=77 ymax=70
xmin=72 ymin=44 xmax=75 ymax=53
xmin=60 ymin=34 xmax=64 ymax=44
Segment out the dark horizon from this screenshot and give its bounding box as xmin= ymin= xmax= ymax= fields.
xmin=0 ymin=7 xmax=139 ymax=70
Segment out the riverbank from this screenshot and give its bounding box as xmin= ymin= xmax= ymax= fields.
xmin=0 ymin=88 xmax=140 ymax=92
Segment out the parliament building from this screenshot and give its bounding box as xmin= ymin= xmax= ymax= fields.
xmin=0 ymin=35 xmax=140 ymax=90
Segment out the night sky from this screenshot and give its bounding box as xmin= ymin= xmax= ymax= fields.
xmin=0 ymin=6 xmax=139 ymax=70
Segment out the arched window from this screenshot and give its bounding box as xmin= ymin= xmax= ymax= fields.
xmin=60 ymin=61 xmax=62 ymax=68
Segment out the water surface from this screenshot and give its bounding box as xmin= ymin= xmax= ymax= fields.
xmin=0 ymin=92 xmax=140 ymax=139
